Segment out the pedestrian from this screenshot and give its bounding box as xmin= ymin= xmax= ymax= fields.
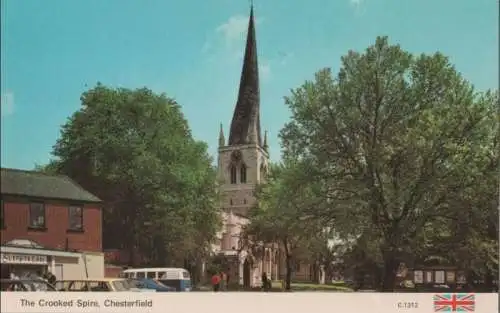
xmin=211 ymin=272 xmax=221 ymax=292
xmin=261 ymin=272 xmax=269 ymax=291
xmin=220 ymin=271 xmax=227 ymax=291
xmin=46 ymin=272 xmax=57 ymax=285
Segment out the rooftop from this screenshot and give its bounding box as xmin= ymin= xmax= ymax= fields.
xmin=1 ymin=167 xmax=101 ymax=203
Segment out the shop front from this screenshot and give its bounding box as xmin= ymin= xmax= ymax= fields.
xmin=0 ymin=239 xmax=101 ymax=280
xmin=1 ymin=252 xmax=49 ymax=279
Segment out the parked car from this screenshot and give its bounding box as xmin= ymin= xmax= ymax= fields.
xmin=55 ymin=278 xmax=133 ymax=291
xmin=128 ymin=278 xmax=176 ymax=292
xmin=1 ymin=279 xmax=56 ymax=291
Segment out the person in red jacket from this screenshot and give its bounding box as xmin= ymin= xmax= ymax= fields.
xmin=211 ymin=273 xmax=221 ymax=292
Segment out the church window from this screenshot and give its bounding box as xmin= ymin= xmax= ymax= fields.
xmin=230 ymin=165 xmax=237 ymax=184
xmin=240 ymin=164 xmax=247 ymax=183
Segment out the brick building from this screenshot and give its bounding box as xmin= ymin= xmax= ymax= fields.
xmin=1 ymin=167 xmax=104 ymax=280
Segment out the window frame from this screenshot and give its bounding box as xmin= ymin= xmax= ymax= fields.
xmin=68 ymin=205 xmax=84 ymax=232
xmin=229 ymin=165 xmax=237 ymax=184
xmin=29 ymin=202 xmax=46 ymax=230
xmin=240 ymin=163 xmax=247 ymax=183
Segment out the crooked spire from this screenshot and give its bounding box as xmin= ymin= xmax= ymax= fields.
xmin=228 ymin=5 xmax=262 ymax=147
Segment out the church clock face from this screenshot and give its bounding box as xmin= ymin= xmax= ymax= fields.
xmin=231 ymin=150 xmax=242 ymax=162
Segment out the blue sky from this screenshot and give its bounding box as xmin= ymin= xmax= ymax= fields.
xmin=1 ymin=0 xmax=498 ymax=169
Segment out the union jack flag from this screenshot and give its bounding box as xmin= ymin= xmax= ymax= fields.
xmin=433 ymin=293 xmax=475 ymax=312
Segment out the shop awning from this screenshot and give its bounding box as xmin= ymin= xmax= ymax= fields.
xmin=1 ymin=245 xmax=81 ymax=258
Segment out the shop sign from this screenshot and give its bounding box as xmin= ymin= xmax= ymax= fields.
xmin=1 ymin=253 xmax=48 ymax=265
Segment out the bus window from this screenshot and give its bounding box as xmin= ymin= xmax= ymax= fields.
xmin=147 ymin=272 xmax=156 ymax=279
xmin=124 ymin=272 xmax=135 ymax=278
xmin=136 ymin=272 xmax=146 ymax=279
xmin=183 ymin=271 xmax=190 ymax=279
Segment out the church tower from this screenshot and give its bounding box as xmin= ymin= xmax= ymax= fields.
xmin=216 ymin=5 xmax=271 ymax=286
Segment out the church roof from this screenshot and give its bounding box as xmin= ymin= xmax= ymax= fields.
xmin=227 ymin=6 xmax=262 ymax=146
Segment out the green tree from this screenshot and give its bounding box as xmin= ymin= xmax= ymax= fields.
xmin=42 ymin=84 xmax=221 ymax=268
xmin=280 ymin=37 xmax=499 ymax=291
xmin=242 ymin=161 xmax=324 ymax=290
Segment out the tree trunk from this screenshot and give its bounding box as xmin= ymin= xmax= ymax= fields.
xmin=285 ymin=255 xmax=292 ymax=291
xmin=313 ymin=262 xmax=320 ymax=284
xmin=283 ymin=238 xmax=292 ymax=291
xmin=354 ymin=265 xmax=365 ymax=291
xmin=381 ymin=252 xmax=399 ymax=292
xmin=373 ymin=264 xmax=383 ymax=291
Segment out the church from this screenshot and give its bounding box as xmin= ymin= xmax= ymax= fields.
xmin=213 ymin=5 xmax=314 ymax=287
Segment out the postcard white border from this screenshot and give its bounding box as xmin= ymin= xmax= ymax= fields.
xmin=1 ymin=292 xmax=497 ymax=313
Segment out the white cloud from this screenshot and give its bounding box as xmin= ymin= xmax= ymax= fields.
xmin=216 ymin=15 xmax=250 ymax=46
xmin=1 ymin=92 xmax=14 ymax=117
xmin=349 ymin=0 xmax=363 ymax=7
xmin=348 ymin=0 xmax=367 ymax=15
xmin=200 ymin=13 xmax=272 ymax=83
xmin=216 ymin=14 xmax=264 ymax=45
xmin=259 ymin=62 xmax=271 ymax=81
xmin=206 ymin=14 xmax=264 ymax=53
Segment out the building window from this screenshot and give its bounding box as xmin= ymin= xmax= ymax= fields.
xmin=230 ymin=165 xmax=237 ymax=184
xmin=240 ymin=164 xmax=247 ymax=183
xmin=29 ymin=202 xmax=46 ymax=229
xmin=68 ymin=206 xmax=83 ymax=231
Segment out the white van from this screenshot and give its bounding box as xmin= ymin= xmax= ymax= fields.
xmin=121 ymin=268 xmax=191 ymax=291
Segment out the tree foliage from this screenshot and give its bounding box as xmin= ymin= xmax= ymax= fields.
xmin=242 ymin=161 xmax=326 ymax=289
xmin=42 ymin=84 xmax=221 ymax=267
xmin=278 ymin=36 xmax=498 ymax=290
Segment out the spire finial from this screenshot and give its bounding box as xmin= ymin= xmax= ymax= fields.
xmin=263 ymin=130 xmax=268 ymax=151
xmin=219 ymin=123 xmax=225 ymax=147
